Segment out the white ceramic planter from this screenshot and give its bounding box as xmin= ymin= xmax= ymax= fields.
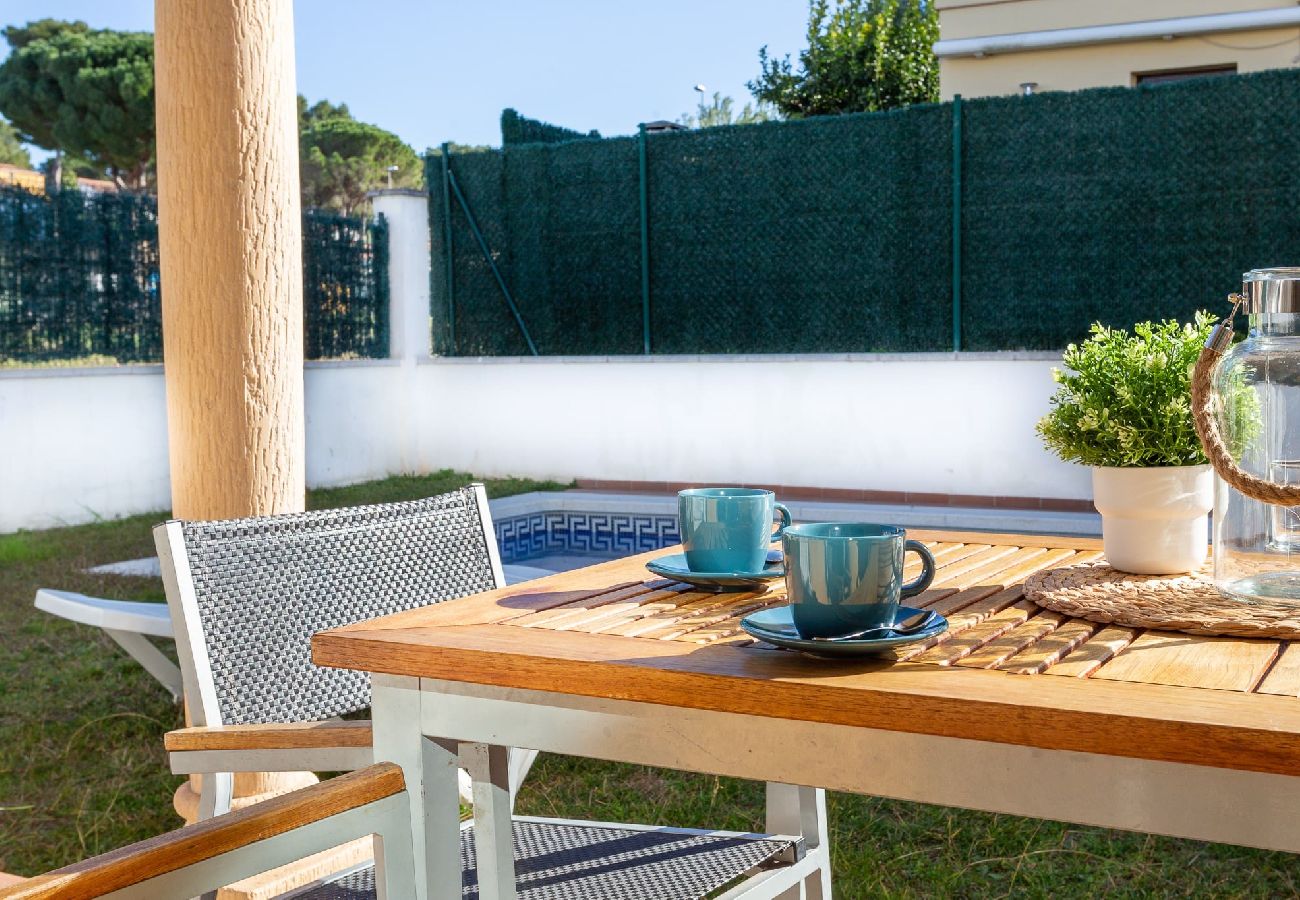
xmin=1092 ymin=465 xmax=1213 ymax=574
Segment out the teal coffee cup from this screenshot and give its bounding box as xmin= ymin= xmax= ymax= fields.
xmin=782 ymin=523 xmax=936 ymax=639
xmin=679 ymin=488 xmax=792 ymax=574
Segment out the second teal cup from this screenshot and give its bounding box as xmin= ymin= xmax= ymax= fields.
xmin=782 ymin=523 xmax=936 ymax=639
xmin=679 ymin=488 xmax=792 ymax=574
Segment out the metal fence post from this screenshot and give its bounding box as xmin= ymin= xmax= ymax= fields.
xmin=951 ymin=94 xmax=963 ymax=353
xmin=446 ymin=168 xmax=539 ymax=356
xmin=638 ymin=123 xmax=651 ymax=355
xmin=439 ymin=142 xmax=456 ymax=354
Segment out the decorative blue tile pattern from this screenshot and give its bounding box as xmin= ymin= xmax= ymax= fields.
xmin=496 ymin=511 xmax=679 ymax=563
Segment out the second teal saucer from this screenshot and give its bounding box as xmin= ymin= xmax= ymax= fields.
xmin=740 ymin=604 xmax=948 ymax=657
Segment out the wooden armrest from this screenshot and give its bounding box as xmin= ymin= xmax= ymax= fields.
xmin=0 ymin=763 xmax=404 ymax=900
xmin=165 ymin=720 xmax=372 ymax=752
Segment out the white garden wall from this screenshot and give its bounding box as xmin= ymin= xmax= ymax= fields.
xmin=0 ymin=351 xmax=1085 ymax=533
xmin=412 ymin=353 xmax=1087 ymax=502
xmin=0 ymin=361 xmax=407 ymax=532
xmin=0 ymin=193 xmax=1090 ymax=533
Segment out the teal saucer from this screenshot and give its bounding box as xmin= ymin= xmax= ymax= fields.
xmin=646 ymin=553 xmax=784 ymax=592
xmin=740 ymin=605 xmax=948 ymax=657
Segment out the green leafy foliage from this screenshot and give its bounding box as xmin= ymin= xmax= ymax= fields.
xmin=500 ymin=108 xmax=600 ymax=145
xmin=0 ymin=21 xmax=154 ymax=189
xmin=678 ymin=92 xmax=777 ymax=129
xmin=299 ymin=99 xmax=423 ymax=215
xmin=0 ymin=115 xmax=30 ymax=167
xmin=1037 ymin=314 xmax=1259 ymax=468
xmin=2 ymin=18 xmax=90 ymax=50
xmin=748 ymin=0 xmax=939 ymax=117
xmin=299 ymin=95 xmax=352 ymax=127
xmin=0 ymin=25 xmax=419 ymax=205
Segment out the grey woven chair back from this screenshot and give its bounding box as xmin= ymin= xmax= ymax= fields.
xmin=164 ymin=486 xmax=499 ymax=726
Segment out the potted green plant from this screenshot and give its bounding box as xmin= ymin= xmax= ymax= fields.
xmin=1037 ymin=314 xmax=1257 ymax=574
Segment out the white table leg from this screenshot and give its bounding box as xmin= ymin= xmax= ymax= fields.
xmin=372 ymin=674 xmax=463 ymax=900
xmin=463 ymin=742 xmax=517 ymax=900
xmin=766 ymin=783 xmax=832 ymax=900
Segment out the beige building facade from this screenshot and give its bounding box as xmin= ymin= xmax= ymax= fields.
xmin=936 ymin=0 xmax=1300 ymax=99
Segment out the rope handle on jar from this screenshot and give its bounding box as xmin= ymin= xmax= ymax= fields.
xmin=1191 ymin=294 xmax=1300 ymax=506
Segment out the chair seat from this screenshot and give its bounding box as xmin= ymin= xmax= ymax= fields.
xmin=287 ymin=819 xmax=798 ymax=899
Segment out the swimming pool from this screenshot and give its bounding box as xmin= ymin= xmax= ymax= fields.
xmin=494 ymin=505 xmax=680 ymax=582
xmin=489 ymin=490 xmax=1102 ymax=584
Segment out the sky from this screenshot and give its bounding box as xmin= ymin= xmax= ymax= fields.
xmin=2 ymin=0 xmax=809 ymax=160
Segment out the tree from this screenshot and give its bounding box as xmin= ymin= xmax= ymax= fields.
xmin=0 ymin=116 xmax=30 ymax=167
xmin=39 ymin=152 xmax=106 ymax=191
xmin=0 ymin=22 xmax=417 ymax=207
xmin=678 ymin=92 xmax=776 ymax=129
xmin=299 ymin=107 xmax=423 ymax=215
xmin=3 ymin=18 xmax=90 ymax=49
xmin=298 ymin=96 xmax=352 ymax=128
xmin=0 ymin=21 xmax=154 ymax=189
xmin=748 ymin=0 xmax=939 ymax=118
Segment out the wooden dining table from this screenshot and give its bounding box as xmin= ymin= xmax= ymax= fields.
xmin=312 ymin=528 xmax=1300 ymax=899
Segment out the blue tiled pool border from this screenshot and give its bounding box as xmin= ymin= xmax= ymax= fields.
xmin=495 ymin=510 xmax=680 ymax=564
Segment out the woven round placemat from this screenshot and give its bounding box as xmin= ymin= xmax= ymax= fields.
xmin=1023 ymin=562 xmax=1300 ymax=638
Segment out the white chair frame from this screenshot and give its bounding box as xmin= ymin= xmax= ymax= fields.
xmin=0 ymin=765 xmax=415 ymax=900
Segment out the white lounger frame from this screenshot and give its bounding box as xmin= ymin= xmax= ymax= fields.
xmin=34 ymin=589 xmax=181 ymax=700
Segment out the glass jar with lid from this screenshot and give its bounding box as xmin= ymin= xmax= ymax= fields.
xmin=1205 ymin=268 xmax=1300 ymax=602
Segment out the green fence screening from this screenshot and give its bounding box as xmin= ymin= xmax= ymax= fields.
xmin=0 ymin=186 xmax=161 ymax=363
xmin=500 ymin=108 xmax=600 ymax=146
xmin=0 ymin=185 xmax=389 ymax=364
xmin=302 ymin=209 xmax=389 ymax=359
xmin=430 ymin=68 xmax=1300 ymax=356
xmin=960 ymin=74 xmax=1300 ymax=350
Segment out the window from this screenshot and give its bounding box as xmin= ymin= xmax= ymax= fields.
xmin=1134 ymin=64 xmax=1237 ymax=87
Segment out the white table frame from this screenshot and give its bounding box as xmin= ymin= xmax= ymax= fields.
xmin=370 ymin=672 xmax=1300 ymax=900
xmin=371 ymin=674 xmax=833 ymax=900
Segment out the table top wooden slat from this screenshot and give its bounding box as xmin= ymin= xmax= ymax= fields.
xmin=954 ymin=609 xmax=1069 ymax=670
xmin=1044 ymin=625 xmax=1140 ymax=678
xmin=314 ymin=531 xmax=1300 ymax=777
xmin=915 ymin=545 xmax=1011 ymax=583
xmin=911 ymin=598 xmax=1037 ymax=665
xmin=1092 ymin=631 xmax=1280 ymax=692
xmin=998 ymin=618 xmax=1099 ymax=675
xmin=1256 ymin=643 xmax=1300 ymax=697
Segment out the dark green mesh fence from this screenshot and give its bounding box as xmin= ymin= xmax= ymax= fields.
xmin=961 ymin=74 xmax=1300 ymax=349
xmin=646 ymin=107 xmax=951 ymax=353
xmin=500 ymin=108 xmax=600 ymax=145
xmin=0 ymin=186 xmax=161 ymax=362
xmin=430 ymin=68 xmax=1300 ymax=356
xmin=302 ymin=210 xmax=389 ymax=359
xmin=0 ymin=185 xmax=389 ymax=364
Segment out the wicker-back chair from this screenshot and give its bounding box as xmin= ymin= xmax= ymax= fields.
xmin=155 ymin=484 xmax=535 ymax=817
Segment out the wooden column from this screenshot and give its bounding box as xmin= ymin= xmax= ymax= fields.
xmin=156 ymin=0 xmax=305 ymax=520
xmin=155 ymin=2 xmax=367 ymax=896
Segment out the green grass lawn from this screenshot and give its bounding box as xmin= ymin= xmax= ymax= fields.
xmin=2 ymin=470 xmax=1297 ymax=896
